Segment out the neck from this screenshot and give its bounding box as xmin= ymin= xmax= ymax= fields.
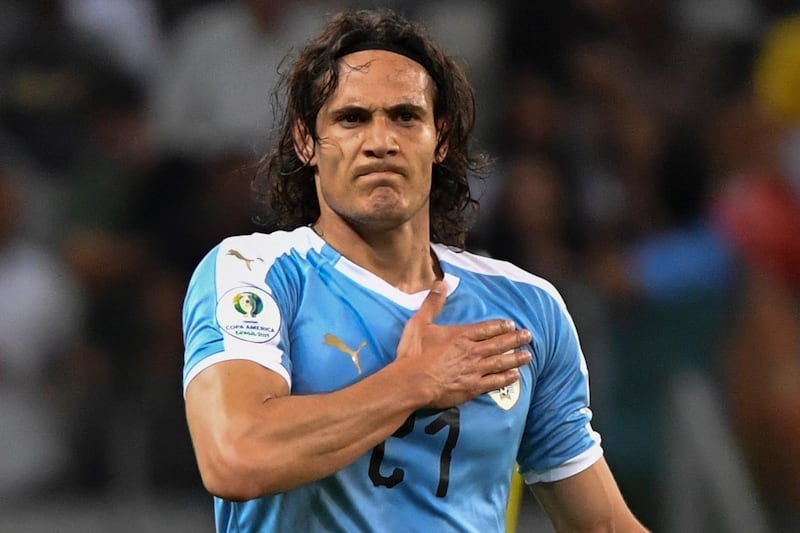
xmin=312 ymin=219 xmax=441 ymax=294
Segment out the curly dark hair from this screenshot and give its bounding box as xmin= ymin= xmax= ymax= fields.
xmin=253 ymin=8 xmax=488 ymax=248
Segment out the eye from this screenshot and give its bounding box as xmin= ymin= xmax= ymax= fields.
xmin=395 ymin=110 xmax=420 ymax=124
xmin=392 ymin=107 xmax=423 ymax=126
xmin=336 ymin=110 xmax=367 ymax=127
xmin=341 ymin=113 xmax=361 ymax=124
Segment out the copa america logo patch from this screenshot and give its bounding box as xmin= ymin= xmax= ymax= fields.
xmin=488 ymin=380 xmax=520 ymax=410
xmin=216 ymin=287 xmax=280 ymax=343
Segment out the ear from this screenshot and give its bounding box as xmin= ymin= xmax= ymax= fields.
xmin=292 ymin=119 xmax=316 ymax=166
xmin=434 ymin=141 xmax=449 ymax=164
xmin=434 ymin=118 xmax=449 ymax=163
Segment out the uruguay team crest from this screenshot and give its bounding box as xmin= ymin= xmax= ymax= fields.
xmin=488 ymin=380 xmax=520 ymax=410
xmin=217 ymin=287 xmax=280 ymax=343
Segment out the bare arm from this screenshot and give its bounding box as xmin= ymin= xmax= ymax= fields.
xmin=185 ymin=281 xmax=531 ymax=500
xmin=532 ymin=457 xmax=649 ymax=532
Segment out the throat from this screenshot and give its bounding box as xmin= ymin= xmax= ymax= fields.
xmin=311 ymin=217 xmax=442 ymax=293
xmin=368 ymin=246 xmax=443 ymax=294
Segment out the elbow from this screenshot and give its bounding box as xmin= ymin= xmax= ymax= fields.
xmin=196 ymin=438 xmax=284 ymax=501
xmin=199 ymin=469 xmax=259 ymax=502
xmin=198 ymin=456 xmax=262 ymax=501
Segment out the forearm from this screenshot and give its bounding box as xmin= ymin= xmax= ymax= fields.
xmin=532 ymin=458 xmax=649 ymax=532
xmin=187 ymin=358 xmax=432 ymax=500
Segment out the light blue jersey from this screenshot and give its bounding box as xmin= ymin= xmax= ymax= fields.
xmin=183 ymin=226 xmax=602 ymax=532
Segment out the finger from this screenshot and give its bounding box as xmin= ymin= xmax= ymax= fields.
xmin=472 ymin=328 xmax=531 ymax=355
xmin=476 ymin=368 xmax=523 ymax=396
xmin=464 ymin=318 xmax=528 ymax=343
xmin=480 ymin=349 xmax=532 ymax=376
xmin=412 ymin=280 xmax=448 ymax=325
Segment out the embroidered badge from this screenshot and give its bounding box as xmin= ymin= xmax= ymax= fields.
xmin=488 ymin=380 xmax=520 ymax=410
xmin=216 ymin=287 xmax=280 ymax=343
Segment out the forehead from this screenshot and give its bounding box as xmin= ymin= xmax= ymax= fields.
xmin=327 ymin=49 xmax=434 ymax=109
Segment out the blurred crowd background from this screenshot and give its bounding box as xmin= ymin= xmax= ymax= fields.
xmin=1 ymin=0 xmax=799 ymax=531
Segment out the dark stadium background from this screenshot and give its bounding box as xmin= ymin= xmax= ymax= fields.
xmin=1 ymin=1 xmax=799 ymax=531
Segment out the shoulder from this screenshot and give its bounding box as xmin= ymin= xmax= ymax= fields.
xmin=217 ymin=227 xmax=322 ymax=264
xmin=189 ymin=227 xmax=322 ymax=286
xmin=433 ymin=244 xmax=566 ymax=306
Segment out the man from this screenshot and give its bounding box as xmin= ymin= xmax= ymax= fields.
xmin=183 ymin=8 xmax=647 ymax=532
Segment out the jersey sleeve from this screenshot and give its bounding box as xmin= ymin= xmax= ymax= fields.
xmin=182 ymin=236 xmax=292 ymax=393
xmin=517 ymin=286 xmax=603 ymax=484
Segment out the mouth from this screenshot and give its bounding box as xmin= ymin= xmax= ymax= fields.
xmin=359 ymin=170 xmax=401 ymax=180
xmin=354 ymin=164 xmax=405 ymax=179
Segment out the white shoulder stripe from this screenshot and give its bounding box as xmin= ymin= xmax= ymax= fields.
xmin=219 ymin=228 xmax=324 ymax=290
xmin=433 ymin=244 xmax=565 ymax=305
xmin=183 ymin=351 xmax=291 ymax=396
xmin=521 ymin=440 xmax=604 ymax=484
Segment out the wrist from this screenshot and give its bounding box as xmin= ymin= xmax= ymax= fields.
xmin=382 ymin=357 xmax=438 ymax=409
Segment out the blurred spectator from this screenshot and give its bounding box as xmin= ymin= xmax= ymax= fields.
xmin=594 ymin=134 xmax=735 ymax=303
xmin=677 ymin=0 xmax=764 ymax=42
xmin=62 ymin=0 xmax=164 ymax=82
xmin=467 ymin=69 xmax=580 ymax=255
xmin=56 ymin=61 xmax=165 ymax=491
xmin=0 ymin=168 xmax=84 ymax=502
xmin=157 ymin=0 xmax=220 ymax=32
xmin=501 ymin=1 xmax=612 ymax=86
xmin=149 ymin=0 xmax=332 ymax=159
xmin=565 ymin=36 xmax=664 ymax=243
xmin=712 ymin=15 xmax=800 ymax=531
xmin=0 ymin=0 xmax=37 ymax=59
xmin=481 ymin=154 xmax=579 ymax=284
xmin=64 ymin=64 xmax=156 ymax=232
xmin=0 ymin=0 xmax=98 ymax=172
xmin=411 ymin=0 xmax=503 ymax=144
xmin=589 ymin=130 xmax=736 ymax=528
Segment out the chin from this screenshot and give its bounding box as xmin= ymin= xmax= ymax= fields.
xmin=347 ymin=204 xmax=410 ymax=232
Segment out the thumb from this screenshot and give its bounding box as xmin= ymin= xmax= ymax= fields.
xmin=413 ymin=280 xmax=447 ymax=325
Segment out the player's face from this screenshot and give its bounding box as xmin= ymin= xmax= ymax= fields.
xmin=306 ymin=49 xmax=443 ymax=234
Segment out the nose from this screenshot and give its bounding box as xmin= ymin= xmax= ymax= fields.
xmin=363 ymin=116 xmax=398 ymax=158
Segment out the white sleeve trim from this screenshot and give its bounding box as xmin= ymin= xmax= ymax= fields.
xmin=183 ymin=351 xmax=291 ymax=396
xmin=521 ymin=443 xmax=604 ymax=485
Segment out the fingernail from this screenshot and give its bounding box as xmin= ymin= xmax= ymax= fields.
xmin=430 ymin=281 xmax=444 ymax=294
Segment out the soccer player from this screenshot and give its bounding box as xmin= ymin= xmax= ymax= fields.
xmin=182 ymin=8 xmax=647 ymax=532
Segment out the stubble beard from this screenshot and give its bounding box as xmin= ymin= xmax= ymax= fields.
xmin=344 ymin=193 xmax=407 ymax=232
xmin=339 ymin=187 xmax=430 ymax=235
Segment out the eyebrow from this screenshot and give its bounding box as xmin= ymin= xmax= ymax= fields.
xmin=329 ymin=102 xmax=430 ymax=117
